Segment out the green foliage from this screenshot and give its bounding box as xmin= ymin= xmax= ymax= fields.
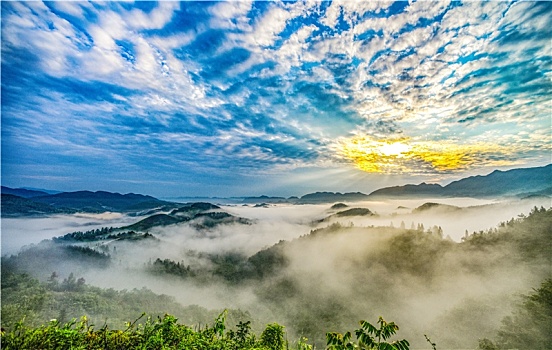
xmin=464 ymin=206 xmax=551 ymax=258
xmin=247 ymin=240 xmax=288 ymax=279
xmin=227 ymin=320 xmax=257 ymax=348
xmin=260 ymin=323 xmax=286 ymax=350
xmin=2 ymin=242 xmax=110 ymax=278
xmin=477 ymin=338 xmax=499 ymax=350
xmin=495 ymin=278 xmax=552 ymax=349
xmin=294 ymin=336 xmax=314 ymax=350
xmin=1 ymin=272 xmax=49 ymax=329
xmin=4 ymin=208 xmax=551 ymax=348
xmin=327 ymin=317 xmax=409 ymax=350
xmin=0 ymin=269 xmax=228 ymax=331
xmin=149 ymin=258 xmax=195 ymax=279
xmin=0 ymin=312 xmax=293 ymax=350
xmin=53 ymin=227 xmax=114 ymax=242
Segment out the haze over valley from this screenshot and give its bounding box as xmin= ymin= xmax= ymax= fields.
xmin=2 ymin=165 xmax=551 ymax=348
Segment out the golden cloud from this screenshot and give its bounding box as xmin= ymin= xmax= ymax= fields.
xmin=336 ymin=135 xmax=518 ymax=174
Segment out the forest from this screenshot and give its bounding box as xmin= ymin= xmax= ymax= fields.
xmin=2 ymin=200 xmax=551 ymax=349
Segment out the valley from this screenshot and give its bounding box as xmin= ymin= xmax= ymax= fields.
xmin=2 ymin=165 xmax=551 ymax=348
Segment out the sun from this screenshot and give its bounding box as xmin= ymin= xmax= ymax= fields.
xmin=378 ymin=142 xmax=411 ymax=156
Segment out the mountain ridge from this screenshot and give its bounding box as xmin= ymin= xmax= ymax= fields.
xmin=2 ymin=164 xmax=550 ymax=216
xmin=369 ymin=164 xmax=551 ymax=198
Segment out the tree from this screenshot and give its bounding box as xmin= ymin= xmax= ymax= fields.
xmin=326 ymin=317 xmax=409 ymax=350
xmin=261 ymin=323 xmax=286 ymax=350
xmin=495 ymin=279 xmax=552 ymax=349
xmin=47 ymin=272 xmax=59 ymax=289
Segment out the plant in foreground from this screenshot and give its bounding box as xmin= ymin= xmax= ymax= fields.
xmin=1 ymin=313 xmax=411 ymax=350
xmin=326 ymin=317 xmax=409 ymax=350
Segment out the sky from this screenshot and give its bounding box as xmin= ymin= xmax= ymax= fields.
xmin=1 ymin=1 xmax=551 ymax=198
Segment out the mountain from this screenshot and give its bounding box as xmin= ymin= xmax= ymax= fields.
xmin=330 ymin=203 xmax=348 ymax=210
xmin=369 ymin=164 xmax=552 ymax=198
xmin=518 ymin=186 xmax=552 ymax=199
xmin=1 ymin=194 xmax=76 ymax=217
xmin=123 ymin=214 xmax=182 ymax=231
xmin=1 ymin=190 xmax=180 ymax=216
xmin=297 ymin=191 xmax=369 ymax=204
xmin=412 ymin=202 xmax=461 ymax=213
xmin=242 ymin=195 xmax=291 ymax=204
xmin=1 ymin=186 xmax=50 ymax=198
xmin=242 ymin=192 xmax=371 ymax=205
xmin=443 ymin=164 xmax=552 ymax=197
xmin=21 ymin=187 xmax=62 ymax=195
xmin=4 ymin=165 xmax=549 ymax=216
xmin=335 ymin=208 xmax=375 ymax=217
xmin=369 ymin=183 xmax=445 ymax=198
xmin=123 ymin=202 xmax=250 ymax=231
xmin=30 ymin=191 xmax=175 ymax=212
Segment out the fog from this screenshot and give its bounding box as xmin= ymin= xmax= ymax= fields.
xmin=306 ymin=196 xmax=552 ymax=241
xmin=1 ymin=212 xmax=144 ymax=256
xmin=2 ymin=196 xmax=550 ymax=348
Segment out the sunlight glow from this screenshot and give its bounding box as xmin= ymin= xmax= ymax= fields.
xmin=337 ymin=136 xmax=516 ymax=174
xmin=379 ymin=142 xmax=412 ymax=156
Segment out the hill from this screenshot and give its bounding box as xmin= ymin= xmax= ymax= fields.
xmin=335 ymin=207 xmax=375 ymax=217
xmin=123 ymin=214 xmax=182 ymax=231
xmin=123 ymin=202 xmax=250 ymax=231
xmin=369 ymin=183 xmax=445 ymax=198
xmin=1 ymin=186 xmax=50 ymax=198
xmin=412 ymin=202 xmax=461 ymax=213
xmin=444 ymin=164 xmax=552 ymax=197
xmin=0 ymin=194 xmax=76 ymax=217
xmin=242 ymin=192 xmax=370 ymax=205
xmin=1 ymin=190 xmax=180 ymax=216
xmin=30 ymin=191 xmax=174 ymax=212
xmin=242 ymin=195 xmax=290 ymax=204
xmin=369 ymin=164 xmax=551 ymax=198
xmin=297 ymin=191 xmax=369 ymax=204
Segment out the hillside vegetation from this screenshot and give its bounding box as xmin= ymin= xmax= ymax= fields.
xmin=2 ymin=206 xmax=551 ymax=348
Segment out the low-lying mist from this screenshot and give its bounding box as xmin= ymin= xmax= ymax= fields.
xmin=2 ymin=196 xmax=550 ymax=348
xmin=1 ymin=212 xmax=144 ymax=256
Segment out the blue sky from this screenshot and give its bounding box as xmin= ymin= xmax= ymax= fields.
xmin=1 ymin=1 xmax=551 ymax=197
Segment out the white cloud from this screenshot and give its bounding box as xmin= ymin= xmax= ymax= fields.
xmin=49 ymin=1 xmax=87 ymax=19
xmin=390 ymin=25 xmax=434 ymax=52
xmin=3 ymin=0 xmax=550 ymax=178
xmin=251 ymin=5 xmax=292 ymax=47
xmin=320 ymin=1 xmax=341 ymax=28
xmin=126 ymin=1 xmax=180 ymax=30
xmin=209 ymin=0 xmax=253 ymax=30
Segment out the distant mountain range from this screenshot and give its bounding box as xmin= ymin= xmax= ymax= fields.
xmin=1 ymin=194 xmax=77 ymax=216
xmin=1 ymin=189 xmax=178 ymax=217
xmin=1 ymin=186 xmax=52 ymax=198
xmin=2 ymin=164 xmax=550 ymax=216
xmin=242 ymin=192 xmax=370 ymax=204
xmin=369 ymin=164 xmax=552 ymax=198
xmin=242 ymin=164 xmax=551 ymax=203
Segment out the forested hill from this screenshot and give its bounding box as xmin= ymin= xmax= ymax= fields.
xmin=2 ymin=206 xmax=550 ymax=348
